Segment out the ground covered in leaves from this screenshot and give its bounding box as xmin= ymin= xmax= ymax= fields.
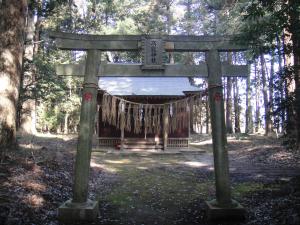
xmin=0 ymin=134 xmax=299 ymax=225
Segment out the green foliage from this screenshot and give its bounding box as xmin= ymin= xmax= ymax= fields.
xmin=21 ymin=0 xmax=299 ymax=141
xmin=238 ymin=0 xmax=300 ymax=148
xmin=238 ymin=0 xmax=300 ymax=55
xmin=33 ymin=54 xmax=66 ymax=102
xmin=37 ymin=103 xmax=60 ymax=131
xmin=32 ymin=49 xmax=81 ymax=132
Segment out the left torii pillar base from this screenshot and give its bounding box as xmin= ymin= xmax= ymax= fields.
xmin=205 ymin=199 xmax=245 ymax=220
xmin=58 ymin=199 xmax=99 ymax=222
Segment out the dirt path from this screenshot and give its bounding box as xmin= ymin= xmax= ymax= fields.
xmin=89 ymin=135 xmax=300 ymax=225
xmin=188 ymin=135 xmax=300 ymax=182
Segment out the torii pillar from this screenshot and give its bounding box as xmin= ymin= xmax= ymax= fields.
xmin=205 ymin=49 xmax=245 ymax=219
xmin=58 ymin=50 xmax=100 ymax=222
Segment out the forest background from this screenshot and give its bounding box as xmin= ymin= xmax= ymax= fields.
xmin=0 ymin=0 xmax=300 ymax=152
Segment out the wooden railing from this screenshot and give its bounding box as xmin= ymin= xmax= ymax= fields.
xmin=97 ymin=137 xmax=189 ymax=148
xmin=98 ymin=137 xmax=120 ymax=147
xmin=167 ymin=138 xmax=189 ymax=148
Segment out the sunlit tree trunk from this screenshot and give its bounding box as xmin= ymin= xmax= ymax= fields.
xmin=245 ymin=63 xmax=253 ymax=134
xmin=19 ymin=1 xmax=40 ymax=134
xmin=64 ymin=113 xmax=69 ymax=134
xmin=260 ymin=53 xmax=272 ymax=136
xmin=233 ymin=78 xmax=241 ymax=133
xmin=294 ymin=52 xmax=300 ymax=149
xmin=226 ymin=77 xmax=233 ymax=133
xmin=254 ymin=60 xmax=261 ymax=132
xmin=199 ymin=104 xmax=203 ymax=134
xmin=269 ymin=51 xmax=275 ymax=132
xmin=289 ymin=0 xmax=300 ymax=149
xmin=283 ymin=27 xmax=296 ymax=137
xmin=0 ymin=0 xmax=27 ymax=149
xmin=276 ymin=34 xmax=285 ymax=132
xmin=183 ymin=0 xmax=196 ymax=133
xmin=206 ymin=96 xmax=211 ymax=134
xmin=225 ymin=52 xmax=233 ymax=133
xmin=166 ymin=0 xmax=174 ymax=64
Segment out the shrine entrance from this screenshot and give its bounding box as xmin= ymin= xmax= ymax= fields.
xmin=50 ymin=32 xmax=248 ymax=222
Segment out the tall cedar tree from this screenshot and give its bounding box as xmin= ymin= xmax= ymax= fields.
xmin=19 ymin=0 xmax=41 ymax=134
xmin=245 ymin=62 xmax=253 ymax=133
xmin=289 ymin=1 xmax=300 ymax=149
xmin=260 ymin=53 xmax=272 ymax=135
xmin=0 ymin=0 xmax=27 ymax=149
xmin=241 ymin=0 xmax=300 ymax=147
xmin=226 ymin=53 xmax=233 ymax=133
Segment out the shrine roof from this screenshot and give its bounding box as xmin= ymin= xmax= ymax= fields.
xmin=98 ymin=77 xmax=201 ymax=96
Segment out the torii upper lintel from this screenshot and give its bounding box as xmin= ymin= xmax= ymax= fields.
xmin=49 ymin=31 xmax=247 ymax=52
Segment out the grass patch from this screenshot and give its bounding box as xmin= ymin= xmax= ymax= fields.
xmin=95 ymin=153 xmax=215 ymax=224
xmin=233 ymin=182 xmax=264 ymax=199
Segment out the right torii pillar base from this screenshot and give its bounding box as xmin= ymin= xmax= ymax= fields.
xmin=205 ymin=199 xmax=246 ymax=221
xmin=58 ymin=199 xmax=99 ymax=222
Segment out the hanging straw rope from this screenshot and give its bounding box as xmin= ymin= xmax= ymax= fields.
xmin=100 ymin=90 xmax=203 ymax=135
xmin=125 ymin=103 xmax=132 ymax=132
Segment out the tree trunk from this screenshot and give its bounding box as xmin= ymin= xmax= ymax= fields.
xmin=185 ymin=0 xmax=195 ymax=133
xmin=233 ymin=78 xmax=241 ymax=133
xmin=33 ymin=18 xmax=40 ymax=55
xmin=166 ymin=2 xmax=174 ymax=63
xmin=260 ymin=53 xmax=272 ymax=136
xmin=19 ymin=4 xmax=40 ymax=134
xmin=226 ymin=77 xmax=233 ymax=133
xmin=294 ymin=48 xmax=300 ymax=149
xmin=276 ymin=34 xmax=284 ymax=133
xmin=206 ymin=97 xmax=211 ymax=134
xmin=225 ymin=53 xmax=233 ymax=133
xmin=269 ymin=51 xmax=275 ymax=131
xmin=289 ymin=1 xmax=300 ymax=149
xmin=64 ymin=113 xmax=69 ymax=134
xmin=283 ymin=27 xmax=296 ymax=137
xmin=245 ymin=63 xmax=253 ymax=133
xmin=0 ymin=0 xmax=27 ymax=149
xmin=254 ymin=60 xmax=261 ymax=132
xmin=199 ymin=103 xmax=203 ymax=134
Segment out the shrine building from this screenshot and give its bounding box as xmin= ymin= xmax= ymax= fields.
xmin=96 ymin=77 xmax=205 ymax=150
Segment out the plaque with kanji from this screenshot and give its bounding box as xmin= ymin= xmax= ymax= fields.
xmin=141 ymin=36 xmax=165 ymax=70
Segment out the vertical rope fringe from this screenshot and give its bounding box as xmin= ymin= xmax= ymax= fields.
xmin=101 ymin=93 xmax=203 ymax=135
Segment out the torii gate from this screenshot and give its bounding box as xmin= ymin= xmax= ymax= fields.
xmin=49 ymin=32 xmax=247 ymax=222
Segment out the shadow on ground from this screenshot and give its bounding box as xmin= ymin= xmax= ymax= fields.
xmin=1 ymin=133 xmax=300 ymax=225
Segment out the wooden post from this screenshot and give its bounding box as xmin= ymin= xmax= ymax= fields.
xmin=120 ymin=110 xmax=125 ymax=150
xmin=163 ymin=105 xmax=169 ymax=150
xmin=95 ymin=105 xmax=100 ymax=147
xmin=188 ymin=100 xmax=192 ymax=147
xmin=96 ymin=105 xmax=100 ymax=136
xmin=189 ymin=97 xmax=193 ymax=135
xmin=58 ymin=49 xmax=100 ymax=222
xmin=205 ymin=49 xmax=245 ymax=219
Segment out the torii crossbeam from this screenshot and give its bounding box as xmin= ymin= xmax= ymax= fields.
xmin=49 ymin=32 xmax=247 ymax=222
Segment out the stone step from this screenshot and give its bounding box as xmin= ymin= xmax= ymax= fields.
xmin=123 ymin=144 xmax=163 ymax=149
xmin=123 ymin=147 xmax=164 ymax=151
xmin=124 ymin=141 xmax=162 ymax=145
xmin=119 ymin=138 xmax=164 ymax=151
xmin=125 ymin=149 xmax=163 ymax=152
